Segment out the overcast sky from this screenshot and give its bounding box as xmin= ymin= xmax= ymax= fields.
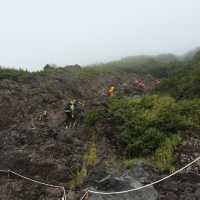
xmin=0 ymin=0 xmax=200 ymax=71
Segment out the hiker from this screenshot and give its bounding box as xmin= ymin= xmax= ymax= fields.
xmin=133 ymin=79 xmax=145 ymax=91
xmin=153 ymin=79 xmax=161 ymax=85
xmin=64 ymin=99 xmax=77 ymax=128
xmin=38 ymin=110 xmax=48 ymax=121
xmin=100 ymin=88 xmax=107 ymax=97
xmin=107 ymin=86 xmax=115 ymax=97
xmin=74 ymin=101 xmax=85 ymax=128
xmin=64 ymin=100 xmax=85 ymax=128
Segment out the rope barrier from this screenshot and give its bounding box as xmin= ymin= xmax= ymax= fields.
xmin=87 ymin=156 xmax=200 ymax=195
xmin=0 ymin=169 xmax=67 ymax=200
xmin=0 ymin=156 xmax=200 ymax=199
xmin=63 ymin=186 xmax=67 ymax=200
xmin=8 ymin=170 xmax=62 ymax=188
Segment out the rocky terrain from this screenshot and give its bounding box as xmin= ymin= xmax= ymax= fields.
xmin=0 ymin=63 xmax=200 ymax=200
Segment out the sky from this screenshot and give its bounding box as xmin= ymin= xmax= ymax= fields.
xmin=0 ymin=0 xmax=200 ymax=71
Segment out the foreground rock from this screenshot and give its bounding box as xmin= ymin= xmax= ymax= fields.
xmin=87 ymin=166 xmax=158 ymax=200
xmin=0 ymin=126 xmax=86 ymax=200
xmin=156 ymin=173 xmax=200 ymax=200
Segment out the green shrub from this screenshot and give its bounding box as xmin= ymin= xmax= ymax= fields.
xmin=153 ymin=135 xmax=182 ymax=171
xmin=88 ymin=95 xmax=200 ymax=157
xmin=85 ymin=108 xmax=107 ymax=126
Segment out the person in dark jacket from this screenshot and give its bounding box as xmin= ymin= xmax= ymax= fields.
xmin=64 ymin=99 xmax=77 ymax=128
xmin=64 ymin=100 xmax=85 ymax=128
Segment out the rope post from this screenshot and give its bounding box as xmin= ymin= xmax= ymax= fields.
xmin=7 ymin=170 xmax=11 ymax=198
xmin=80 ymin=190 xmax=89 ymax=200
xmin=62 ymin=187 xmax=67 ymax=200
xmin=85 ymin=191 xmax=89 ymax=200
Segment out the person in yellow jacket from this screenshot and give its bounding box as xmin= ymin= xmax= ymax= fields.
xmin=107 ymin=86 xmax=115 ymax=97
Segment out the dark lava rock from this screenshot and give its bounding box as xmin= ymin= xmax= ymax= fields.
xmin=87 ymin=168 xmax=158 ymax=200
xmin=0 ymin=126 xmax=86 ymax=200
xmin=130 ymin=161 xmax=160 ymax=184
xmin=175 ymin=138 xmax=200 ymax=174
xmin=156 ymin=173 xmax=200 ymax=200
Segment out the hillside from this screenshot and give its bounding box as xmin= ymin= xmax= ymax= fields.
xmin=0 ymin=50 xmax=200 ymax=200
xmin=155 ymin=50 xmax=200 ymax=99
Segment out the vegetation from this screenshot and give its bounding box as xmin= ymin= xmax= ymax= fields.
xmin=155 ymin=51 xmax=200 ymax=99
xmin=152 ymin=135 xmax=182 ymax=171
xmin=83 ymin=143 xmax=97 ymax=167
xmin=0 ymin=67 xmax=30 ymax=81
xmin=85 ymin=93 xmax=200 ymax=172
xmin=69 ymin=167 xmax=88 ymax=189
xmin=0 ymin=52 xmax=183 ymax=81
xmin=86 ymin=54 xmax=182 ymax=78
xmin=84 ymin=50 xmax=200 ymax=170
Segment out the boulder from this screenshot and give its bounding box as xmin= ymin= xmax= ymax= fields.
xmin=87 ymin=168 xmax=158 ymax=200
xmin=130 ymin=161 xmax=160 ymax=184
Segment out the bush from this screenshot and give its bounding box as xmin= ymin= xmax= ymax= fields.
xmin=87 ymin=96 xmax=200 ymax=157
xmin=85 ymin=107 xmax=108 ymax=126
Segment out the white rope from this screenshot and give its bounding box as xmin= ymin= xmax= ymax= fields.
xmin=1 ymin=156 xmax=200 ymax=199
xmin=62 ymin=186 xmax=67 ymax=200
xmin=8 ymin=170 xmax=62 ymax=188
xmin=80 ymin=191 xmax=89 ymax=200
xmin=88 ymin=156 xmax=200 ymax=195
xmin=0 ymin=169 xmax=67 ymax=200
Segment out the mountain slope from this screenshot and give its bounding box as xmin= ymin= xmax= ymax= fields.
xmin=0 ymin=50 xmax=200 ymax=200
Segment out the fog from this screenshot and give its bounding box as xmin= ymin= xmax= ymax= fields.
xmin=0 ymin=0 xmax=200 ymax=71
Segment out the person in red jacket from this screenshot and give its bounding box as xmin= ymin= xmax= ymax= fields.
xmin=154 ymin=79 xmax=161 ymax=85
xmin=134 ymin=79 xmax=145 ymax=91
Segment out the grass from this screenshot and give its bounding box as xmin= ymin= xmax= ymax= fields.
xmin=69 ymin=142 xmax=97 ymax=189
xmin=69 ymin=167 xmax=88 ymax=189
xmin=83 ymin=143 xmax=97 ymax=167
xmin=152 ymin=135 xmax=182 ymax=171
xmin=122 ymin=135 xmax=182 ymax=172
